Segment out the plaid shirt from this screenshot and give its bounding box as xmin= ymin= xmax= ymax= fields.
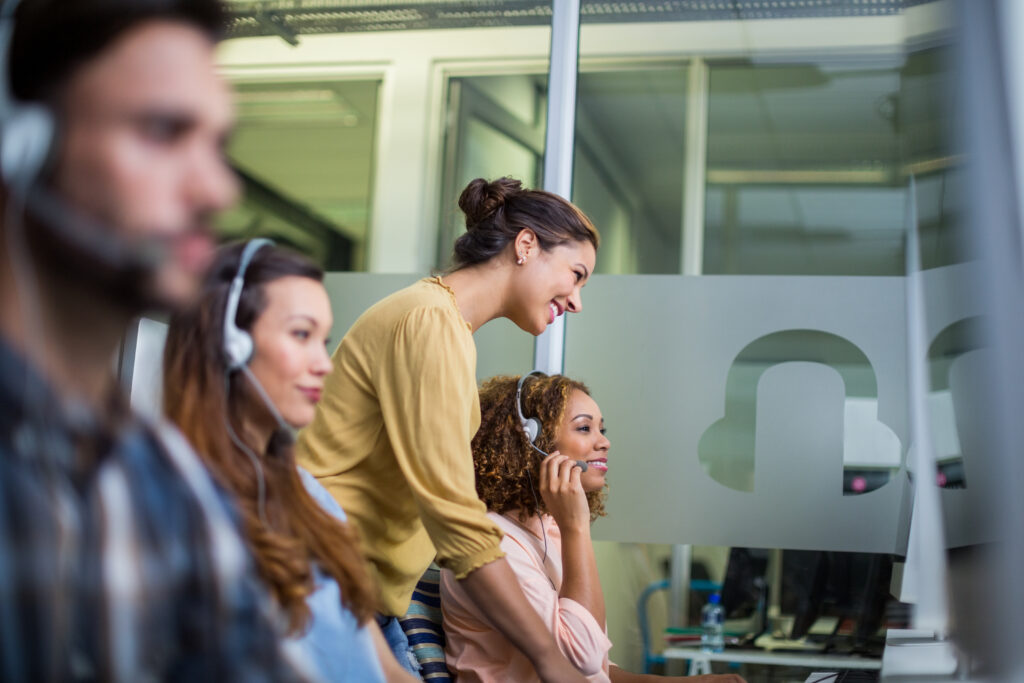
xmin=0 ymin=336 xmax=303 ymax=681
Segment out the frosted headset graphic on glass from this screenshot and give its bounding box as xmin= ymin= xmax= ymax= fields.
xmin=222 ymin=238 xmax=293 ymax=527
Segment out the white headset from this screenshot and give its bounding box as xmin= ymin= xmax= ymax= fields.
xmin=0 ymin=0 xmax=55 ymax=195
xmin=516 ymin=371 xmax=586 ymax=572
xmin=0 ymin=0 xmax=167 ymax=278
xmin=220 ymin=238 xmax=289 ymax=528
xmin=516 ymin=370 xmax=545 ymax=447
xmin=223 ymin=238 xmax=274 ymax=370
xmin=515 ymin=371 xmax=588 ymax=472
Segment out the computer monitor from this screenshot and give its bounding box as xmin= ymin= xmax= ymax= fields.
xmin=781 ymin=550 xmax=894 ymax=647
xmin=719 ymin=548 xmax=770 ymax=634
xmin=719 ymin=547 xmax=894 ymax=650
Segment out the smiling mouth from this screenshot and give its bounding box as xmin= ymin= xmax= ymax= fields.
xmin=548 ymin=301 xmax=564 ymax=324
xmin=586 ymin=458 xmax=608 ymax=472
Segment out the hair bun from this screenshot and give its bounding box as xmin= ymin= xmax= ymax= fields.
xmin=458 ymin=177 xmax=523 ymax=229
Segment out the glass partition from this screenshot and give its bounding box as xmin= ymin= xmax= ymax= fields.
xmin=569 ymin=4 xmax=959 ymax=278
xmin=704 ymin=59 xmax=907 ymax=276
xmin=218 ymin=79 xmax=381 ymax=270
xmin=437 ymin=74 xmax=547 ymax=268
xmin=563 ymin=1 xmax=964 ymax=554
xmin=564 ymin=273 xmax=912 ymax=553
xmin=220 ymin=1 xmax=554 ymax=274
xmin=437 ymin=64 xmax=690 ymax=275
xmin=573 ymin=67 xmax=688 ymax=274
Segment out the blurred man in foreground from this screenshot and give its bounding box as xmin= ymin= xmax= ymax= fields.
xmin=0 ymin=0 xmax=301 ymax=679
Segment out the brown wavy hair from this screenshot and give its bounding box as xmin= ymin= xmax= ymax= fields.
xmin=163 ymin=241 xmax=377 ymax=632
xmin=450 ymin=177 xmax=600 ymax=270
xmin=473 ymin=374 xmax=607 ymax=523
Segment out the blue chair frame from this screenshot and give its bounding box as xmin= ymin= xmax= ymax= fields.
xmin=638 ymin=579 xmax=722 ymax=674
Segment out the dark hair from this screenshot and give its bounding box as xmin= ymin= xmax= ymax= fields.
xmin=472 ymin=374 xmax=606 ymax=522
xmin=10 ymin=0 xmax=227 ymax=105
xmin=163 ymin=241 xmax=379 ymax=631
xmin=452 ymin=177 xmax=600 ymax=269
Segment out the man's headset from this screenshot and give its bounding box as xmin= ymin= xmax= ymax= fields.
xmin=0 ymin=0 xmax=167 ymax=280
xmin=0 ymin=0 xmax=157 ymax=464
xmin=516 ymin=371 xmax=587 ymax=472
xmin=0 ymin=0 xmax=50 ymax=193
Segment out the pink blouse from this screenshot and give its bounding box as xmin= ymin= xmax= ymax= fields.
xmin=439 ymin=511 xmax=612 ymax=682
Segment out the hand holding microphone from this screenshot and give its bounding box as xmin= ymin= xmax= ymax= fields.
xmin=538 ymin=452 xmax=591 ymax=534
xmin=526 ymin=438 xmax=588 ymax=472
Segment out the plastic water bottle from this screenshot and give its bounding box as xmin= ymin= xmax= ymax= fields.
xmin=701 ymin=593 xmax=725 ymax=653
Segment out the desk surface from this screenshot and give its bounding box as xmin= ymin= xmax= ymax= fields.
xmin=663 ymin=646 xmax=882 ymax=670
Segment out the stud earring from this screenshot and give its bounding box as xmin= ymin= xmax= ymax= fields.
xmin=517 ymin=254 xmax=525 ymax=265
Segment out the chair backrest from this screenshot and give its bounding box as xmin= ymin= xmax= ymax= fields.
xmin=637 ymin=578 xmax=724 ymax=674
xmin=637 ymin=579 xmax=670 ymax=674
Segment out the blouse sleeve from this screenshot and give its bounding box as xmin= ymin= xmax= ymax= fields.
xmin=501 ymin=532 xmax=612 ymax=676
xmin=375 ymin=305 xmax=504 ymax=579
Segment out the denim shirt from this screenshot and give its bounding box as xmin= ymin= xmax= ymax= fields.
xmin=295 ymin=468 xmax=385 ymax=683
xmin=0 ymin=335 xmax=300 ymax=682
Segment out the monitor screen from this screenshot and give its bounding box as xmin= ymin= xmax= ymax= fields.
xmin=718 ymin=547 xmax=894 ymax=649
xmin=781 ymin=550 xmax=894 ymax=645
xmin=719 ymin=547 xmax=770 ymax=634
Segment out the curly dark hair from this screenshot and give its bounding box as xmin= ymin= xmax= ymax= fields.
xmin=473 ymin=374 xmax=607 ymax=523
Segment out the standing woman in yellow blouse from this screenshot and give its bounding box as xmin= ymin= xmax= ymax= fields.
xmin=297 ymin=177 xmax=598 ymax=682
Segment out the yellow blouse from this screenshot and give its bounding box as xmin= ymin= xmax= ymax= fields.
xmin=296 ymin=277 xmax=505 ymax=616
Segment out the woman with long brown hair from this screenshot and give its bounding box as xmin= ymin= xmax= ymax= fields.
xmin=163 ymin=240 xmax=417 ymax=683
xmin=297 ymin=177 xmax=600 ymax=681
xmin=440 ymin=373 xmax=744 ymax=683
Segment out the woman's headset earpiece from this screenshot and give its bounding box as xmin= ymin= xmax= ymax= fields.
xmin=223 ymin=238 xmax=273 ymax=370
xmin=515 ymin=371 xmax=587 ymax=472
xmin=515 ymin=371 xmax=586 ymax=574
xmin=515 ymin=371 xmax=544 ymax=446
xmin=220 ymin=239 xmax=293 ymax=529
xmin=221 ymin=238 xmax=292 ymax=438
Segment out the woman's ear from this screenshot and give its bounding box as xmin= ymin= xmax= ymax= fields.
xmin=513 ymin=228 xmax=538 ymax=262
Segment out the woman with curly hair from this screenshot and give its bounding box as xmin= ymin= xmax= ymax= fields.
xmin=440 ymin=373 xmax=744 ymax=683
xmin=163 ymin=241 xmax=418 ymax=682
